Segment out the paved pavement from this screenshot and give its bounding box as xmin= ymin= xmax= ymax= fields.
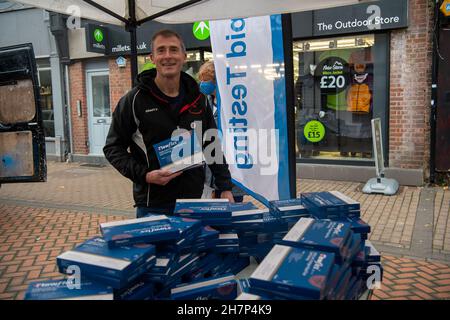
xmin=0 ymin=161 xmax=449 ymax=300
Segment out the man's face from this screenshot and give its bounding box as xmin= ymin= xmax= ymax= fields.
xmin=150 ymin=35 xmax=186 ymax=78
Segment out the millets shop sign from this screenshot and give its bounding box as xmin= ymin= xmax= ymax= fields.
xmin=85 ymin=21 xmax=210 ymax=56
xmin=293 ymin=0 xmax=408 ymax=38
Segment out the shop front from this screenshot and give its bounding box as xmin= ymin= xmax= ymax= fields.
xmin=291 ymin=0 xmax=431 ymax=185
xmin=66 ymin=0 xmax=431 ymax=185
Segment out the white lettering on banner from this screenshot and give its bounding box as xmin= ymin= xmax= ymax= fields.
xmin=224 ymin=18 xmax=252 ymax=170
xmin=211 ymin=15 xmax=287 ymax=202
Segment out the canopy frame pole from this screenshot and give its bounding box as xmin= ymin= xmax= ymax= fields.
xmin=127 ymin=0 xmax=138 ymax=87
xmin=137 ymin=0 xmax=204 ymax=25
xmin=282 ymin=13 xmax=297 ymax=199
xmin=82 ymin=0 xmax=128 ymax=24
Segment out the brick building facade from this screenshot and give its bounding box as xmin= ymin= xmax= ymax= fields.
xmin=388 ymin=0 xmax=434 ymax=177
xmin=66 ymin=0 xmax=435 ymax=185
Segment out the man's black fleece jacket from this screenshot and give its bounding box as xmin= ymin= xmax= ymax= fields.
xmin=103 ymin=69 xmax=233 ymax=208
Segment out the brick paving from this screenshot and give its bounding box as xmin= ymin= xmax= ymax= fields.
xmin=433 ymin=188 xmax=450 ymax=254
xmin=0 ymin=204 xmax=125 ymax=300
xmin=0 ymin=162 xmax=134 ymax=213
xmin=372 ymin=255 xmax=450 ymax=300
xmin=0 ymin=161 xmax=449 ymax=300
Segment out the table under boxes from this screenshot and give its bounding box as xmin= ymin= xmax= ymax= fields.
xmin=24 ymin=191 xmax=382 ymax=300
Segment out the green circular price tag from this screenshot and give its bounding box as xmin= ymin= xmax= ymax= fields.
xmin=304 ymin=120 xmax=325 ymax=143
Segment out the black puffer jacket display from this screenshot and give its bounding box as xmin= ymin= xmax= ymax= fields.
xmin=104 ymin=69 xmax=232 ymax=207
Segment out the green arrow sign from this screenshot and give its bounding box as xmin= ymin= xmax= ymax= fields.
xmin=193 ymin=21 xmax=210 ymax=40
xmin=94 ymin=28 xmax=104 ymax=42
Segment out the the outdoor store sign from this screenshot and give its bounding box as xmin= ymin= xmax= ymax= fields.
xmin=292 ymin=0 xmax=408 ymax=38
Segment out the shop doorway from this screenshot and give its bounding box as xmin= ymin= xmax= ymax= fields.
xmin=86 ymin=70 xmax=111 ymax=155
xmin=436 ymin=27 xmax=450 ymax=172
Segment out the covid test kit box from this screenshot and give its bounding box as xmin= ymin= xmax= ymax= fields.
xmin=232 ymin=208 xmax=270 ymax=222
xmin=175 ymin=199 xmax=231 ymax=223
xmin=166 ymin=216 xmax=202 ymax=241
xmin=277 ymin=218 xmax=353 ymax=264
xmin=229 ymin=202 xmax=258 ymax=212
xmin=269 ymin=198 xmax=310 ymax=218
xmin=25 ymin=279 xmax=113 ymax=300
xmin=100 ymin=215 xmax=179 ymax=248
xmin=217 ymin=233 xmax=239 ymax=245
xmin=57 ymin=237 xmax=156 ymax=282
xmin=365 ymin=240 xmax=381 ymax=263
xmin=171 ymin=274 xmax=238 ymax=300
xmin=114 ymin=279 xmax=155 ymax=300
xmin=153 ymin=130 xmax=204 ymax=174
xmin=249 ymin=245 xmax=335 ymax=300
xmin=301 ymin=191 xmax=360 ymax=219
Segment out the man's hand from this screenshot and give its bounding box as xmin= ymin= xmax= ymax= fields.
xmin=219 ymin=190 xmax=235 ymax=203
xmin=145 ymin=169 xmax=182 ymax=186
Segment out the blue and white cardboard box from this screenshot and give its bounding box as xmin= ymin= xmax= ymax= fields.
xmin=343 ymin=216 xmax=371 ymax=236
xmin=230 ymin=215 xmax=285 ymax=231
xmin=175 ymin=199 xmax=231 ymax=219
xmin=232 ymin=208 xmax=270 ymax=222
xmin=195 ymin=226 xmax=219 ymax=243
xmin=57 ymin=237 xmax=155 ymax=281
xmin=100 ymin=215 xmax=179 ymax=248
xmin=148 ymin=251 xmax=178 ymax=274
xmin=209 ymin=254 xmax=238 ymax=277
xmin=144 ymin=268 xmax=173 ymax=284
xmin=114 ymin=279 xmax=154 ymax=300
xmin=171 ymin=274 xmax=238 ymax=300
xmin=184 ymin=253 xmax=222 ymax=281
xmin=269 ymin=198 xmax=309 ymax=218
xmin=25 ymin=279 xmax=113 ymax=300
xmin=186 ymin=240 xmax=217 ymax=254
xmin=171 ymin=254 xmax=201 ymax=280
xmin=249 ymin=245 xmax=335 ymax=300
xmin=229 ymin=202 xmax=258 ymax=212
xmin=200 ymin=218 xmax=232 ymax=226
xmin=216 ymin=244 xmax=240 ymax=253
xmin=236 ymin=292 xmax=264 ymax=300
xmin=73 ymin=255 xmax=156 ymax=289
xmin=217 ymin=233 xmax=239 ymax=245
xmin=301 ymin=191 xmax=360 ymax=219
xmin=276 ymin=218 xmax=353 ymax=264
xmin=365 ymin=240 xmax=381 ymax=263
xmin=153 ymin=130 xmax=204 ymax=174
xmin=225 ymin=256 xmax=250 ymax=275
xmin=332 ymin=266 xmax=352 ymax=300
xmin=167 ymin=216 xmax=202 ymax=241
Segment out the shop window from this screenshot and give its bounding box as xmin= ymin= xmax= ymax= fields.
xmin=293 ymin=34 xmax=380 ymax=162
xmin=37 ymin=62 xmax=54 ymax=137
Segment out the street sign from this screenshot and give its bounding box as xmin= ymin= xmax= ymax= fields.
xmin=441 ymin=0 xmax=450 ymax=17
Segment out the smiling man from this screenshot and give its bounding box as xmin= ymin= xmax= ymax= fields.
xmin=104 ymin=30 xmax=234 ymax=218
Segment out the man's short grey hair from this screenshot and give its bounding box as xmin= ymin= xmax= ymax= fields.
xmin=150 ymin=29 xmax=186 ymax=53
